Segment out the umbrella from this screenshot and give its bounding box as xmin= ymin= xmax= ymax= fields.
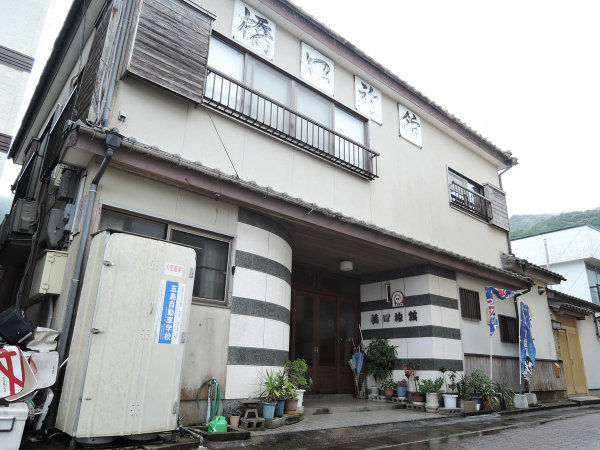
xmin=352 ymin=350 xmax=364 ymax=373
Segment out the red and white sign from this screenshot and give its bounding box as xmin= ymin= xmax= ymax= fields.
xmin=164 ymin=263 xmax=183 ymax=277
xmin=392 ymin=291 xmax=405 ymax=308
xmin=0 ymin=346 xmax=25 ymax=399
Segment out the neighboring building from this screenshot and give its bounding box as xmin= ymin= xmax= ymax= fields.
xmin=546 ymin=288 xmax=600 ymax=397
xmin=4 ymin=0 xmax=569 ymax=439
xmin=511 ymin=225 xmax=600 ymax=305
xmin=0 ymin=0 xmax=50 ymax=174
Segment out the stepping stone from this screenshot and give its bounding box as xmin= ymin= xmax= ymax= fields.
xmin=368 ymin=394 xmax=390 ymax=402
xmin=284 ymin=411 xmax=305 ymax=425
xmin=265 ymin=417 xmax=286 ymax=429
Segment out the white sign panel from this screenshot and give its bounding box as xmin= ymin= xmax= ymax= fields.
xmin=355 ymin=76 xmax=382 ymax=124
xmin=154 ymin=280 xmax=185 ymax=344
xmin=231 ymin=0 xmax=276 ymax=60
xmin=300 ymin=42 xmax=334 ymax=96
xmin=398 ymin=104 xmax=423 ymax=147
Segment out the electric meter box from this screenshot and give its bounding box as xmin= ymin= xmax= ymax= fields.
xmin=56 ymin=231 xmax=196 ymax=440
xmin=29 ymin=250 xmax=68 ymax=298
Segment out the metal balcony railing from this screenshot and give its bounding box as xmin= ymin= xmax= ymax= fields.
xmin=449 ymin=182 xmax=492 ymax=221
xmin=203 ymin=68 xmax=378 ymax=179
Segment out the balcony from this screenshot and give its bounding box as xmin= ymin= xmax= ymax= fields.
xmin=449 ymin=182 xmax=492 ymax=221
xmin=203 ymin=68 xmax=378 ymax=180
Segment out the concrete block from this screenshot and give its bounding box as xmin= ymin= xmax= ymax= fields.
xmin=425 ymin=405 xmax=438 ymax=413
xmin=265 ymin=417 xmax=286 ymax=429
xmin=462 ymin=400 xmax=479 ymax=413
xmin=514 ymin=394 xmax=529 ymax=409
xmin=438 ymin=407 xmax=461 ymax=416
xmin=284 ymin=411 xmax=304 ymax=424
xmin=239 ymin=417 xmax=265 ymax=430
xmin=526 ymin=393 xmax=538 ymax=406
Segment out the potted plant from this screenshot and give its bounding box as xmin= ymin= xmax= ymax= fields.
xmin=396 ymin=379 xmax=408 ymax=398
xmin=229 ymin=408 xmax=242 ymax=428
xmin=465 ymin=369 xmax=494 ymax=410
xmin=366 ymin=339 xmax=397 ymax=393
xmin=419 ymin=377 xmax=444 ymax=406
xmin=402 ymin=361 xmax=421 ymax=402
xmin=284 ymin=359 xmax=313 ymax=408
xmin=493 ymin=381 xmax=515 ymax=410
xmin=283 ymin=379 xmax=299 ymax=414
xmin=275 ymin=372 xmax=287 ymax=417
xmin=410 ymin=376 xmax=424 ymax=402
xmin=260 ymin=370 xmax=282 ymax=419
xmin=439 ymin=366 xmax=459 ymax=408
xmin=380 ymin=379 xmax=396 ymax=398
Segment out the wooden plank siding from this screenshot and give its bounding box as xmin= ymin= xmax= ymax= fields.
xmin=122 ymin=0 xmax=214 ymax=104
xmin=465 ymin=354 xmax=567 ymax=393
xmin=483 ymin=183 xmax=510 ymax=231
xmin=0 ymin=133 xmax=11 ymax=153
xmin=75 ymin=1 xmax=113 ymax=122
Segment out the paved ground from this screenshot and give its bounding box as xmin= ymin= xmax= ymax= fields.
xmin=226 ymin=404 xmax=600 ymax=449
xmin=411 ymin=411 xmax=600 ymax=449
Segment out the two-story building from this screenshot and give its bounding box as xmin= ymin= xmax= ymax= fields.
xmin=2 ymin=0 xmax=555 ymax=439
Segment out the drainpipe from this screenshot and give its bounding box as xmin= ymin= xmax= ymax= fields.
xmin=100 ymin=0 xmax=133 ymax=127
xmin=47 ymin=129 xmax=122 ymax=432
xmin=498 ymin=155 xmax=518 ymax=255
xmin=45 ymin=0 xmax=132 ymax=430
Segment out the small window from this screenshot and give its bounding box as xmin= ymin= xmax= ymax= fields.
xmin=499 ymin=315 xmax=518 ymax=343
xmin=586 ymin=264 xmax=600 ymax=305
xmin=100 ymin=209 xmax=167 ymax=239
xmin=99 ymin=209 xmax=231 ymax=304
xmin=459 ymin=288 xmax=481 ymax=320
xmin=170 ymin=229 xmax=230 ymax=302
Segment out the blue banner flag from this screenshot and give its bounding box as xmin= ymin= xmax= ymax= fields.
xmin=485 ymin=287 xmax=519 ymax=336
xmin=520 ymin=302 xmax=536 ymax=380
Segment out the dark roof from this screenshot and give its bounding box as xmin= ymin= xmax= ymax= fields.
xmin=501 ymin=253 xmax=566 ymax=283
xmin=546 ymin=288 xmax=600 ymax=313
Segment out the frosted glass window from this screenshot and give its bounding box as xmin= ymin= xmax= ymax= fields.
xmin=207 ymin=37 xmax=244 ymax=80
xmin=334 ymin=107 xmax=365 ymax=167
xmin=296 ymin=84 xmax=332 ymax=151
xmin=248 ymin=60 xmax=291 ymax=106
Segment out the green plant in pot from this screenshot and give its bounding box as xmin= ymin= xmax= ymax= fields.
xmin=396 ymin=379 xmax=408 ymax=398
xmin=284 ymin=359 xmax=313 ymax=408
xmin=260 ymin=370 xmax=283 ymax=419
xmin=419 ymin=377 xmax=444 ymax=406
xmin=380 ymin=379 xmax=396 ymax=398
xmin=366 ymin=339 xmax=397 ymax=393
xmin=493 ymin=381 xmax=515 ymax=410
xmin=439 ymin=366 xmax=459 ymax=408
xmin=465 ymin=369 xmax=495 ymax=410
xmin=274 ymin=372 xmax=287 ymax=417
xmin=282 ymin=379 xmax=299 ymax=414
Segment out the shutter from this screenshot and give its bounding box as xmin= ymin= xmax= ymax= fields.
xmin=483 ymin=183 xmax=510 ymax=231
xmin=121 ymin=0 xmax=215 ymax=103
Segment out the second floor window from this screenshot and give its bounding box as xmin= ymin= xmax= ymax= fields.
xmin=205 ymin=36 xmax=371 ymax=174
xmin=448 ymin=169 xmax=490 ymax=221
xmin=586 ymin=264 xmax=600 ymax=305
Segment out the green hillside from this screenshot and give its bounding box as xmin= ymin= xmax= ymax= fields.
xmin=510 ymin=208 xmax=600 ymax=239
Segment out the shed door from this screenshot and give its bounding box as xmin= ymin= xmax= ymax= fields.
xmin=557 ymin=316 xmax=588 ymax=395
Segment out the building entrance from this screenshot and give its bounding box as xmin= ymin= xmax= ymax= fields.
xmin=290 ymin=267 xmax=360 ymax=394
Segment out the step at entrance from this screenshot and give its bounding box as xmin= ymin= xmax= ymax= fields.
xmin=302 ymin=394 xmax=402 ymax=416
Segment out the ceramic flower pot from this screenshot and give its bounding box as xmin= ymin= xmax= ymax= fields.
xmin=425 ymin=393 xmax=439 ymax=406
xmin=284 ymin=398 xmax=298 ymax=414
xmin=295 ymin=389 xmax=306 ymax=408
xmin=396 ymin=385 xmax=407 ymax=398
xmin=263 ymin=402 xmax=276 ymax=419
xmin=384 ymin=387 xmax=394 ymax=398
xmin=411 ymin=392 xmax=425 ymax=403
xmin=229 ymin=415 xmax=240 ymax=428
xmin=442 ymin=394 xmax=458 ymax=408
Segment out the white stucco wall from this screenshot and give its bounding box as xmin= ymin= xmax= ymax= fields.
xmin=109 ymin=0 xmax=510 ymax=267
xmin=578 ymin=314 xmax=600 ymax=390
xmin=458 ymin=274 xmax=557 ymax=361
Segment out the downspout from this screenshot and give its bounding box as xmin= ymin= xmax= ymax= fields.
xmin=100 ymin=0 xmax=132 ymax=127
xmin=498 ymin=155 xmax=518 ymax=255
xmin=48 ymin=0 xmax=132 ymax=429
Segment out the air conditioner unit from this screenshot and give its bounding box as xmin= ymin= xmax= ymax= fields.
xmin=9 ymin=199 xmax=38 ymax=234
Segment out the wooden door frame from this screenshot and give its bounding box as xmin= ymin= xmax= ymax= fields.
xmin=556 ymin=315 xmax=589 ymax=395
xmin=290 ymin=267 xmax=360 ymax=394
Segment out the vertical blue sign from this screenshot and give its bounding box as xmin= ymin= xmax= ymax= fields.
xmin=158 ymin=281 xmax=179 ymax=344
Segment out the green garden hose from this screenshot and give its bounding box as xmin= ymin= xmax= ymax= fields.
xmin=197 ymin=377 xmax=221 ymax=424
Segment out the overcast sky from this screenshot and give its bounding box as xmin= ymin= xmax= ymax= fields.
xmin=291 ymin=0 xmax=600 ymax=216
xmin=3 ymin=0 xmax=598 ymax=218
